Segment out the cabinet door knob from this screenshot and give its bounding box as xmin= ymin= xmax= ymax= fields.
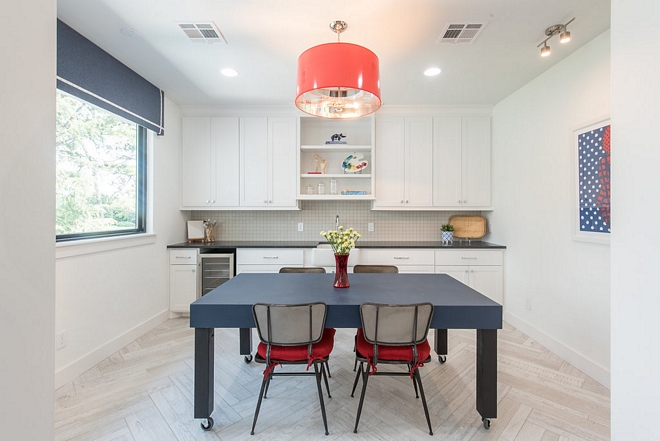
xmin=401 ymin=200 xmax=405 ymax=204
xmin=406 ymin=200 xmax=409 ymax=204
xmin=268 ymin=200 xmax=273 ymax=203
xmin=263 ymin=200 xmax=268 ymax=204
xmin=206 ymin=200 xmax=210 ymax=204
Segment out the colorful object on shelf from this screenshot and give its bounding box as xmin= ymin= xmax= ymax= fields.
xmin=295 ymin=21 xmax=381 ymax=119
xmin=340 ymin=190 xmax=367 ymax=195
xmin=342 ymin=153 xmax=368 ymax=173
xmin=326 ymin=133 xmax=347 ymax=144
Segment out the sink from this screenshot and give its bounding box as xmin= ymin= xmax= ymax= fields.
xmin=312 ymin=245 xmax=360 ymax=267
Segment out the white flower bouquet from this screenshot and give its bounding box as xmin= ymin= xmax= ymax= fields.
xmin=320 ymin=226 xmax=361 ymax=255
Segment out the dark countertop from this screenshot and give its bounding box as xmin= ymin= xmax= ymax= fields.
xmin=168 ymin=240 xmax=505 ymax=249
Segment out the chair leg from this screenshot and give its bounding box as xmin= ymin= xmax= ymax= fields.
xmin=353 ymin=355 xmax=358 ymax=371
xmin=353 ymin=363 xmax=371 ymax=433
xmin=313 ymin=363 xmax=330 ymax=435
xmin=263 ymin=373 xmax=272 ymax=399
xmin=409 ymin=364 xmax=419 ymax=398
xmin=250 ymin=372 xmax=271 ymax=435
xmin=414 ymin=369 xmax=433 ymax=436
xmin=321 ymin=362 xmax=332 ymax=398
xmin=350 ymin=361 xmax=363 ymax=397
xmin=324 ymin=360 xmax=332 ymax=378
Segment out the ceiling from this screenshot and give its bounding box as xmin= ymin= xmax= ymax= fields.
xmin=57 ymin=0 xmax=611 ymax=108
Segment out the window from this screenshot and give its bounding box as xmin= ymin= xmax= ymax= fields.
xmin=56 ymin=91 xmax=147 ymax=241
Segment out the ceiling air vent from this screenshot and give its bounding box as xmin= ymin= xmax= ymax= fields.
xmin=437 ymin=22 xmax=487 ymax=44
xmin=178 ymin=22 xmax=227 ymax=43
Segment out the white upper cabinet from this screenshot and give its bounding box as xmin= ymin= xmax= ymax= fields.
xmin=374 ymin=116 xmax=433 ymax=208
xmin=240 ymin=117 xmax=298 ymax=209
xmin=433 ymin=115 xmax=491 ymax=209
xmin=181 ymin=117 xmax=239 ymax=209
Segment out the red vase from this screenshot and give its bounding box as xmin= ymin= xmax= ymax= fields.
xmin=333 ymin=254 xmax=350 ymax=288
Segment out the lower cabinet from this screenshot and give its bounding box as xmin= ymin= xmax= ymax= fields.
xmin=358 ymin=249 xmax=435 ymax=274
xmin=169 ymin=249 xmax=198 ymax=313
xmin=236 ymin=248 xmax=304 ymax=274
xmin=434 ymin=250 xmax=503 ymax=303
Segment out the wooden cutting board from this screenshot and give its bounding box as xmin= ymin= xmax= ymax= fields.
xmin=448 ymin=215 xmax=487 ymax=239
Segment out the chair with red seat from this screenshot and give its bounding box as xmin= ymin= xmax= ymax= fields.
xmin=251 ymin=302 xmax=334 ymax=436
xmin=351 ymin=302 xmax=434 ymax=435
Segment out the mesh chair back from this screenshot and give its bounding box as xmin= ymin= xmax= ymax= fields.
xmin=279 ymin=267 xmax=326 ymax=273
xmin=353 ymin=265 xmax=398 ymax=273
xmin=253 ymin=303 xmax=327 ymax=346
xmin=360 ymin=303 xmax=433 ymax=346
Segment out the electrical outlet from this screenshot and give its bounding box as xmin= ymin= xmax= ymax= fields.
xmin=525 ymin=298 xmax=532 ymax=311
xmin=368 ymin=222 xmax=374 ymax=232
xmin=56 ymin=330 xmax=66 ymax=350
xmin=297 ymin=222 xmax=304 ymax=232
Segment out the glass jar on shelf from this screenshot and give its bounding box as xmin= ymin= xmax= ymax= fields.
xmin=330 ymin=179 xmax=338 ymax=195
xmin=317 ymin=182 xmax=325 ymax=195
xmin=307 ymin=184 xmax=314 ymax=195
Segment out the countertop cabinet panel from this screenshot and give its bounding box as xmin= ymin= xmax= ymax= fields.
xmin=169 ymin=249 xmax=198 ymax=313
xmin=236 ymin=248 xmax=304 ymax=274
xmin=434 ymin=249 xmax=502 ymax=304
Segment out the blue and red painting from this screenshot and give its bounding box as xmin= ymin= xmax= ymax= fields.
xmin=578 ymin=124 xmax=611 ymax=234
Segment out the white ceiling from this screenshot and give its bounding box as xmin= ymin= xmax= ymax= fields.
xmin=57 ymin=0 xmax=611 ymax=108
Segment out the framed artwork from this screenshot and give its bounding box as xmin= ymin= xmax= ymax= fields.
xmin=574 ymin=117 xmax=611 ymax=244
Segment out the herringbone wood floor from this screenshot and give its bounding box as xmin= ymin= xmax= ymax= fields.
xmin=54 ymin=318 xmax=610 ymax=440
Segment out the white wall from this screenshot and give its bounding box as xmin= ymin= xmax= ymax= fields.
xmin=0 ymin=0 xmax=56 ymax=438
xmin=611 ymin=1 xmax=660 ymax=438
xmin=485 ymin=31 xmax=611 ymax=386
xmin=54 ymin=97 xmax=187 ymax=387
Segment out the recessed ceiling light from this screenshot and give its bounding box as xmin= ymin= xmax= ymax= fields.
xmin=424 ymin=67 xmax=441 ymax=76
xmin=221 ymin=68 xmax=238 ymax=77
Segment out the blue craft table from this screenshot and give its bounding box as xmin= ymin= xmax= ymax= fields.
xmin=190 ymin=273 xmax=502 ymax=430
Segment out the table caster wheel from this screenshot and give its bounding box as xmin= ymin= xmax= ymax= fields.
xmin=201 ymin=417 xmax=214 ymax=431
xmin=482 ymin=418 xmax=491 ymax=430
xmin=438 ymin=355 xmax=447 ymax=363
xmin=244 ymin=354 xmax=253 ymax=363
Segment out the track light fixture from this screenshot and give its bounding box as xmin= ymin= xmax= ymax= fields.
xmin=537 ymin=17 xmax=574 ymax=57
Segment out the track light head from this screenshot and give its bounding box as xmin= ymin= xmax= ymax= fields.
xmin=537 ymin=17 xmax=574 ymax=57
xmin=560 ymin=30 xmax=571 ymax=43
xmin=541 ymin=44 xmax=551 ymax=57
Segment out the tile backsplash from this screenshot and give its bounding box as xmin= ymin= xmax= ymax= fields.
xmin=191 ymin=202 xmax=480 ymax=242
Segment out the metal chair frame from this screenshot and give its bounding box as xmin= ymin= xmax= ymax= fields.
xmin=251 ymin=302 xmax=332 ymax=436
xmin=351 ymin=302 xmax=435 ymax=436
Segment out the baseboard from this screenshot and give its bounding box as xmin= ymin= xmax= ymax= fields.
xmin=54 ymin=309 xmax=170 ymax=389
xmin=503 ymin=311 xmax=611 ymax=389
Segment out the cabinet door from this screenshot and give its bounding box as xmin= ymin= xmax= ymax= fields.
xmin=240 ymin=118 xmax=269 ymax=207
xmin=181 ymin=117 xmax=212 ymax=207
xmin=210 ymin=117 xmax=240 ymax=207
xmin=268 ymin=117 xmax=298 ymax=207
xmin=169 ymin=264 xmax=197 ymax=313
xmin=375 ymin=117 xmax=406 ymax=207
xmin=435 ymin=265 xmax=469 ymax=284
xmin=468 ymin=266 xmax=502 ymax=304
xmin=405 ymin=117 xmax=433 ymax=206
xmin=433 ymin=116 xmax=463 ymax=206
xmin=462 ymin=116 xmax=491 ymax=207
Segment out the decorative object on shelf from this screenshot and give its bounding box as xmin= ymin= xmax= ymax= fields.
xmin=203 ymin=219 xmax=217 ymax=243
xmin=317 ymin=182 xmax=325 ymax=195
xmin=295 ymin=21 xmax=381 ymax=119
xmin=537 ymin=17 xmax=575 ymax=57
xmin=326 ymin=133 xmax=347 ymax=144
xmin=307 ymin=184 xmax=314 ymax=195
xmin=321 ymin=158 xmax=327 ymax=174
xmin=187 ymin=220 xmax=205 ymax=242
xmin=340 ymin=190 xmax=367 ymax=195
xmin=329 ymin=179 xmax=338 ymax=195
xmin=320 ymin=226 xmax=361 ymax=288
xmin=342 ymin=153 xmax=368 ymax=173
xmin=441 ymin=224 xmax=454 ymax=244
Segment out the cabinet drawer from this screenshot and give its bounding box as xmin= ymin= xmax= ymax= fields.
xmin=434 ymin=250 xmax=502 ymax=266
xmin=237 ymin=248 xmax=304 ymax=265
xmin=169 ymin=249 xmax=198 ymax=265
xmin=360 ymin=249 xmax=434 ymax=266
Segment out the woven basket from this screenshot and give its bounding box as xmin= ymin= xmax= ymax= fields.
xmin=448 ymin=215 xmax=487 ymax=239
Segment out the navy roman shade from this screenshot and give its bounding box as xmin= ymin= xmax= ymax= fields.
xmin=57 ymin=19 xmax=165 ymax=135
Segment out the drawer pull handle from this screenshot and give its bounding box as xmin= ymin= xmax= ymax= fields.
xmin=175 ymin=256 xmax=192 ymax=259
xmin=394 ymin=256 xmax=410 ymax=260
xmin=461 ymin=257 xmax=478 ymax=260
xmin=263 ymin=256 xmax=279 ymax=259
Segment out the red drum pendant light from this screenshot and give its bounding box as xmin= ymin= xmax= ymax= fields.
xmin=296 ymin=21 xmax=381 ymax=119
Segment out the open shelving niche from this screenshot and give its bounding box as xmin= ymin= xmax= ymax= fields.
xmin=297 ymin=116 xmax=375 ymax=200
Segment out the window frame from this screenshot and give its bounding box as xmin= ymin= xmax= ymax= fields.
xmin=56 ymin=114 xmax=148 ymax=243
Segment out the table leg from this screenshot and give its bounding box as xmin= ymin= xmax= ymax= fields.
xmin=434 ymin=329 xmax=448 ymax=363
xmin=476 ymin=329 xmax=497 ymax=420
xmin=194 ymin=328 xmax=214 ymax=419
xmin=239 ymin=328 xmax=252 ymax=355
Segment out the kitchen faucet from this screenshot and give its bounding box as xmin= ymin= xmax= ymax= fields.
xmin=336 ymin=215 xmax=339 ymax=230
